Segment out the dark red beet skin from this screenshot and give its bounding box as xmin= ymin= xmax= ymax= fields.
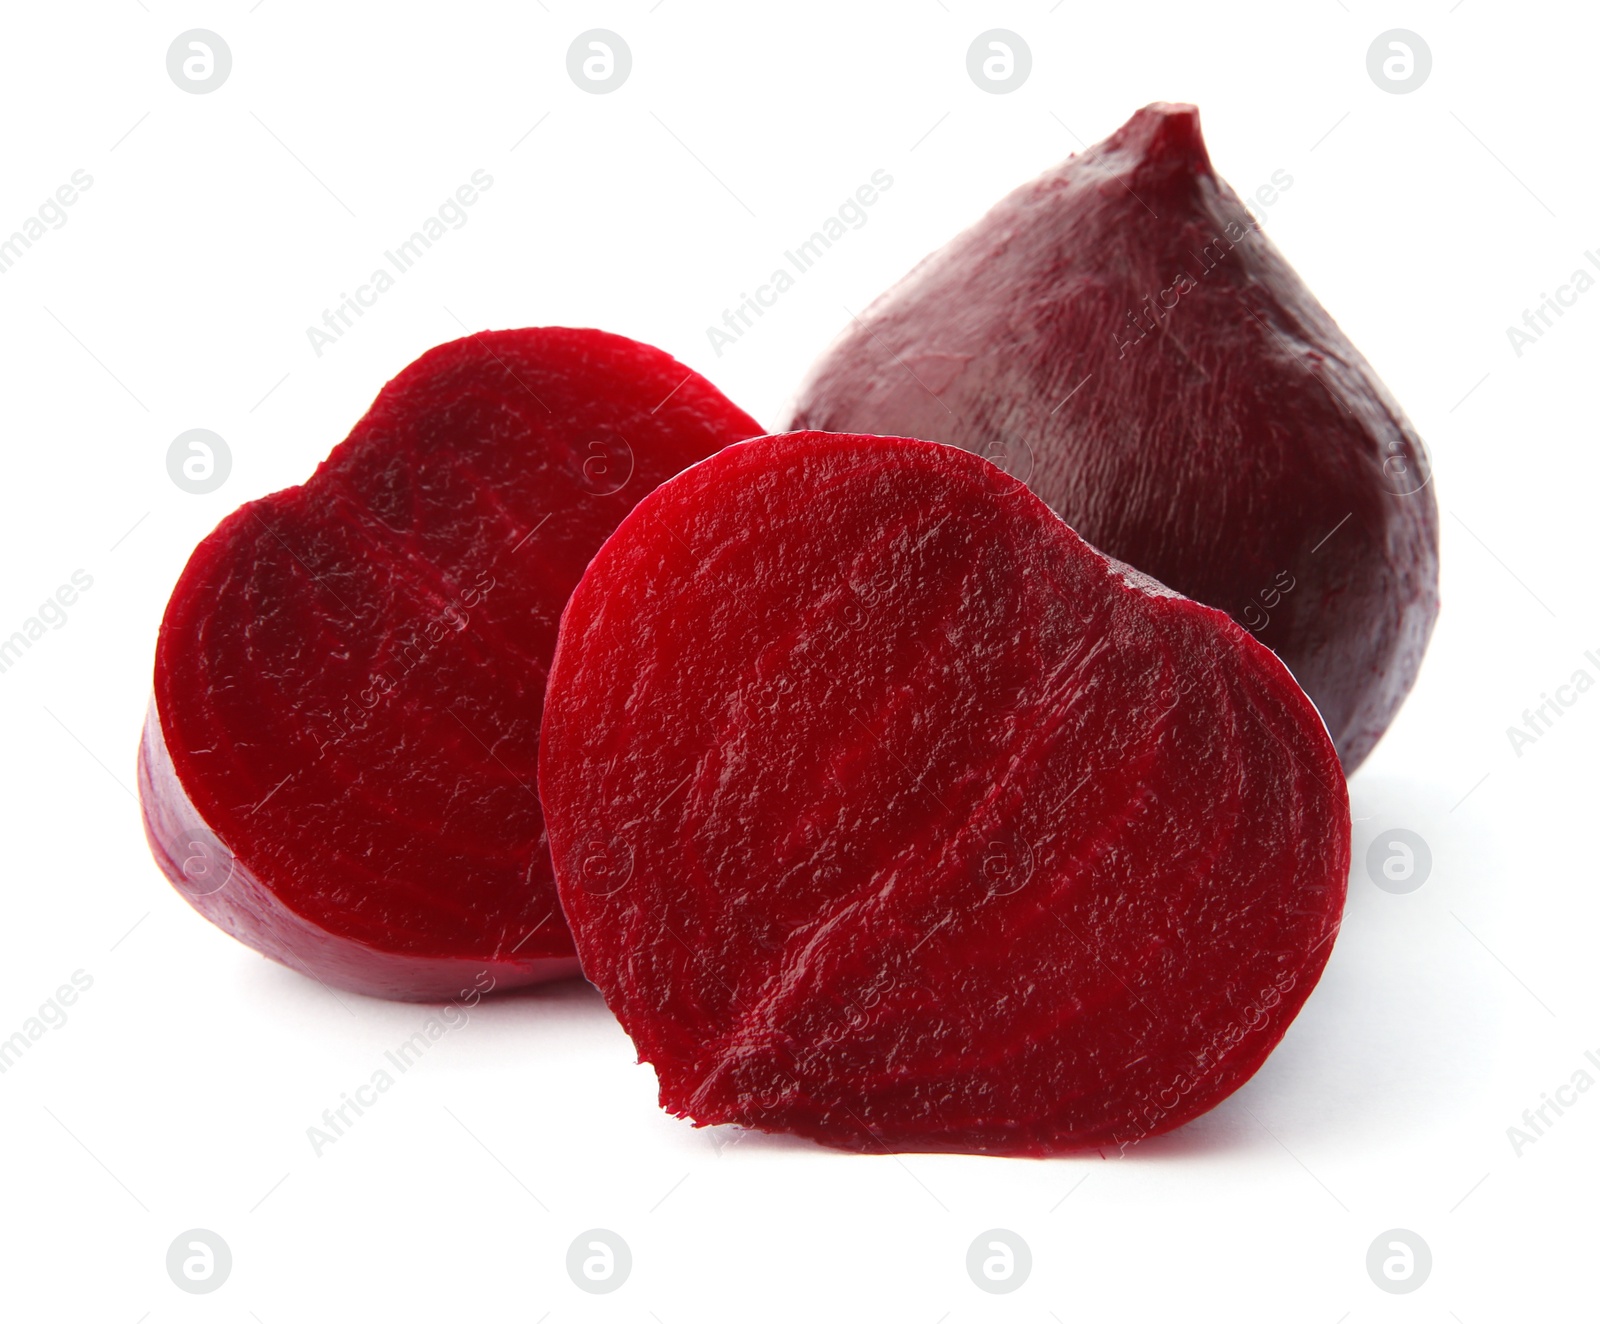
xmin=784 ymin=103 xmax=1439 ymax=773
xmin=541 ymin=432 xmax=1350 ymax=1155
xmin=139 ymin=328 xmax=762 ymax=1001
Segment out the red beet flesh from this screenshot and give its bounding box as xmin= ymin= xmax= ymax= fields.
xmin=139 ymin=328 xmax=762 ymax=1000
xmin=541 ymin=432 xmax=1350 ymax=1154
xmin=784 ymin=103 xmax=1439 ymax=773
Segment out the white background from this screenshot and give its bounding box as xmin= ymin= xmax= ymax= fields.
xmin=0 ymin=1 xmax=1594 ymax=1319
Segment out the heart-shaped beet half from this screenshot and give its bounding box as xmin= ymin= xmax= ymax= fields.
xmin=784 ymin=103 xmax=1440 ymax=773
xmin=138 ymin=328 xmax=761 ymax=1000
xmin=541 ymin=432 xmax=1350 ymax=1154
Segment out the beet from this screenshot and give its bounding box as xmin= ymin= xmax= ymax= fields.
xmin=138 ymin=328 xmax=762 ymax=1001
xmin=540 ymin=432 xmax=1350 ymax=1155
xmin=784 ymin=103 xmax=1439 ymax=773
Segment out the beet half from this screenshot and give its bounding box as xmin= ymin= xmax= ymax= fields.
xmin=139 ymin=328 xmax=761 ymax=1000
xmin=540 ymin=432 xmax=1350 ymax=1155
xmin=784 ymin=103 xmax=1439 ymax=773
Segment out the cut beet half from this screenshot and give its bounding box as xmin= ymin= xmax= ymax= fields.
xmin=541 ymin=431 xmax=1350 ymax=1155
xmin=139 ymin=328 xmax=762 ymax=1001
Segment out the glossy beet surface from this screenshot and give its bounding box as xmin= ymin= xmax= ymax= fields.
xmin=139 ymin=328 xmax=762 ymax=1000
xmin=785 ymin=103 xmax=1439 ymax=772
xmin=541 ymin=432 xmax=1350 ymax=1154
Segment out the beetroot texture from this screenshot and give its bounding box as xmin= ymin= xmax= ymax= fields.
xmin=540 ymin=432 xmax=1350 ymax=1155
xmin=784 ymin=103 xmax=1439 ymax=772
xmin=139 ymin=328 xmax=761 ymax=1001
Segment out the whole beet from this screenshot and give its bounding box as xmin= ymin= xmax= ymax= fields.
xmin=784 ymin=102 xmax=1438 ymax=772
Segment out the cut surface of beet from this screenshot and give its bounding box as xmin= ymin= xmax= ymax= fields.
xmin=540 ymin=432 xmax=1350 ymax=1155
xmin=139 ymin=328 xmax=761 ymax=1000
xmin=784 ymin=102 xmax=1439 ymax=773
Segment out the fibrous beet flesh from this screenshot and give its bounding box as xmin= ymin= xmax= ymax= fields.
xmin=139 ymin=328 xmax=762 ymax=1000
xmin=540 ymin=431 xmax=1350 ymax=1154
